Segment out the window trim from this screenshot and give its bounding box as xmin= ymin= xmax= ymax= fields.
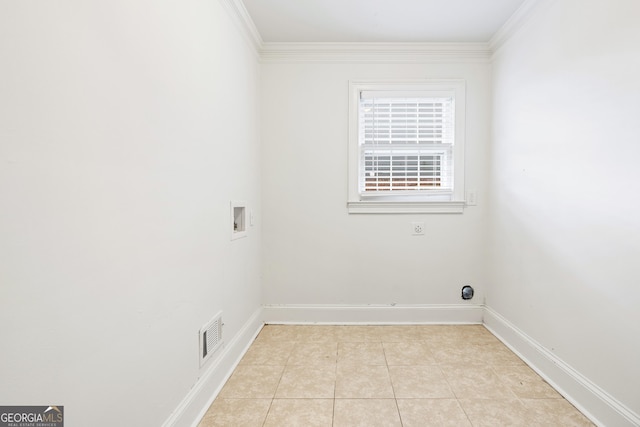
xmin=348 ymin=79 xmax=466 ymax=214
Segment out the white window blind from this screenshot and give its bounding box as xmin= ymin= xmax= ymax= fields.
xmin=358 ymin=92 xmax=455 ymax=196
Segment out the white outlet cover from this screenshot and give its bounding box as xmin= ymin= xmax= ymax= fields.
xmin=411 ymin=221 xmax=425 ymax=235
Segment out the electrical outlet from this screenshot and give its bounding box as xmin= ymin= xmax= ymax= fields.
xmin=412 ymin=222 xmax=425 ymax=235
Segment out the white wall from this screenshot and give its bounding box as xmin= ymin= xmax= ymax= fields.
xmin=5 ymin=0 xmax=638 ymax=424
xmin=489 ymin=0 xmax=640 ymax=419
xmin=0 ymin=1 xmax=262 ymax=426
xmin=261 ymin=60 xmax=491 ymax=308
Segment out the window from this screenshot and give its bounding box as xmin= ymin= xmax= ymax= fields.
xmin=348 ymin=80 xmax=466 ymax=213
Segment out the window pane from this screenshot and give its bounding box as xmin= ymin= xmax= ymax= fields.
xmin=359 ymin=95 xmax=454 ymax=194
xmin=363 ymin=153 xmax=444 ymax=192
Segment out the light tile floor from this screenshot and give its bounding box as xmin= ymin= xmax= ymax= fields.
xmin=198 ymin=325 xmax=594 ymax=426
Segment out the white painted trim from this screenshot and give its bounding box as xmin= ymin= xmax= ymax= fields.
xmin=262 ymin=304 xmax=483 ymax=324
xmin=484 ymin=306 xmax=640 ymax=427
xmin=163 ymin=305 xmax=639 ymax=427
xmin=217 ymin=0 xmax=263 ymax=55
xmin=260 ymin=42 xmax=491 ymax=63
xmin=216 ymin=0 xmax=548 ymax=63
xmin=488 ymin=0 xmax=552 ymax=58
xmin=162 ymin=308 xmax=264 ymax=427
xmin=347 ymin=201 xmax=465 ymax=214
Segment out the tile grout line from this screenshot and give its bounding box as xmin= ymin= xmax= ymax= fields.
xmin=382 ymin=340 xmax=404 ymax=426
xmin=198 ymin=325 xmax=593 ymax=427
xmin=490 ymin=364 xmax=523 ymax=406
xmin=432 ymin=349 xmax=475 ymax=427
xmin=259 ymin=329 xmax=293 ymax=427
xmin=332 ymin=340 xmax=338 ymax=427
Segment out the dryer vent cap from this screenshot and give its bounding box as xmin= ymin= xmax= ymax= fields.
xmin=461 ymin=285 xmax=474 ymax=300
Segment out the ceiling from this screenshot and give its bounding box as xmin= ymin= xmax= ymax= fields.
xmin=241 ymin=0 xmax=528 ymax=43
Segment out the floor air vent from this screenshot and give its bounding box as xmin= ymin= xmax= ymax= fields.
xmin=199 ymin=312 xmax=223 ymax=367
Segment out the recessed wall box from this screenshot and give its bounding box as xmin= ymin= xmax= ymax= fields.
xmin=231 ymin=201 xmax=247 ymax=240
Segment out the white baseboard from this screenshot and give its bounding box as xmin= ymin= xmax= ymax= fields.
xmin=162 ymin=307 xmax=264 ymax=427
xmin=484 ymin=306 xmax=640 ymax=427
xmin=164 ymin=304 xmax=638 ymax=427
xmin=262 ymin=304 xmax=483 ymax=324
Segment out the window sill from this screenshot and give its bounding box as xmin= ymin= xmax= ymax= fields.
xmin=347 ymin=200 xmax=465 ymax=214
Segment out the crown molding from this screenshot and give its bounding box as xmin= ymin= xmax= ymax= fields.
xmin=489 ymin=0 xmax=550 ymax=57
xmin=219 ymin=0 xmax=545 ymax=63
xmin=218 ymin=0 xmax=263 ymax=55
xmin=260 ymin=42 xmax=491 ymax=63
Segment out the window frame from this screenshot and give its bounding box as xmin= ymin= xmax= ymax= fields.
xmin=347 ymin=79 xmax=467 ymax=214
